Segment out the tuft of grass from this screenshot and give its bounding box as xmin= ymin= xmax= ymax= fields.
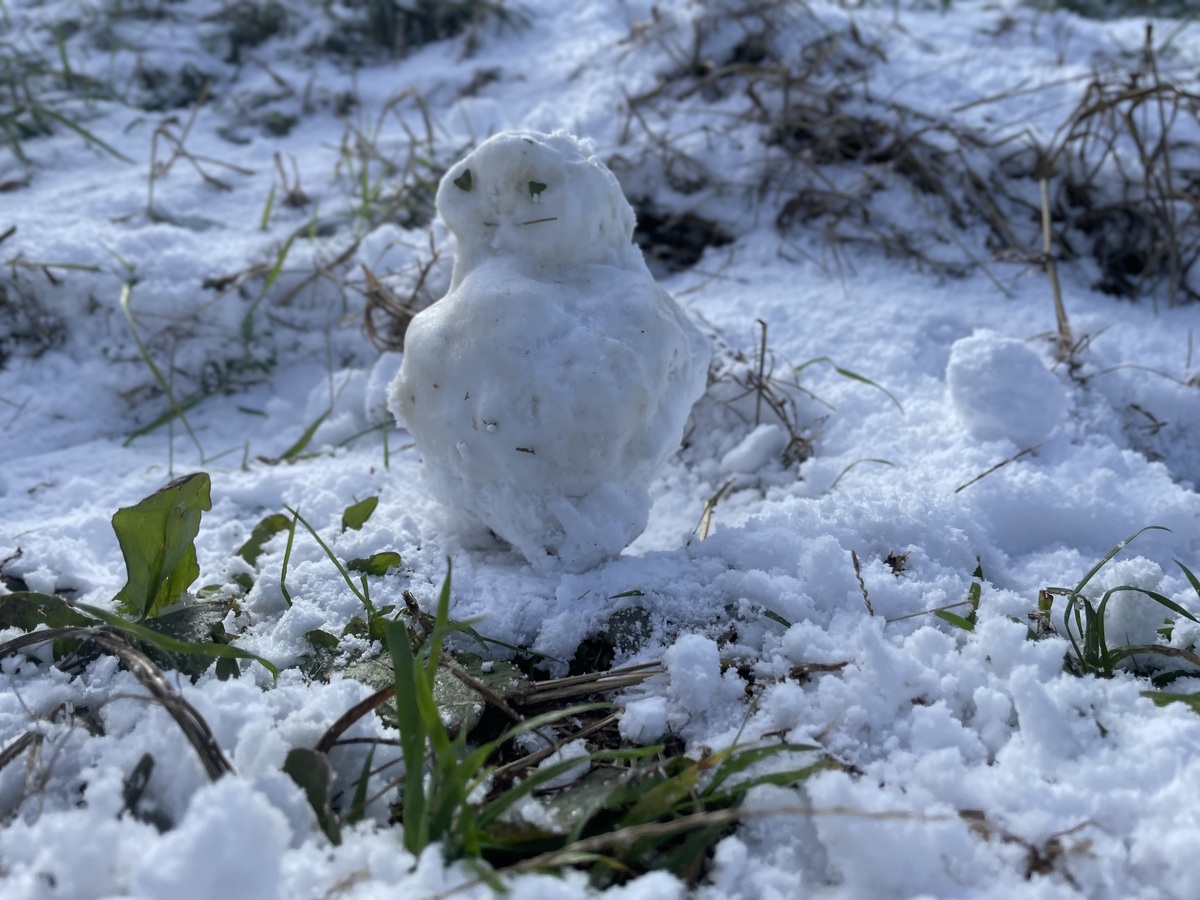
xmin=1039 ymin=527 xmax=1200 ymax=678
xmin=0 ymin=34 xmax=131 ymax=165
xmin=1038 ymin=25 xmax=1200 ymax=306
xmin=281 ymin=562 xmax=830 ymax=887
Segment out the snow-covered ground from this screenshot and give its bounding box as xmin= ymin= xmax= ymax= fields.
xmin=3 ymin=0 xmax=1200 ymax=896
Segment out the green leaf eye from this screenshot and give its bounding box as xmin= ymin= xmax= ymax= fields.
xmin=453 ymin=169 xmax=473 ymax=192
xmin=529 ymin=181 xmax=547 ymax=198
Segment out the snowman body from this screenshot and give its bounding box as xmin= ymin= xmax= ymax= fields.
xmin=389 ymin=131 xmax=709 ymax=570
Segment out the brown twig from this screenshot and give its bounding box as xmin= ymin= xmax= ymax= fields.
xmin=954 ymin=441 xmax=1046 ymax=494
xmin=1039 ymin=178 xmax=1073 ymax=363
xmin=697 ymin=477 xmax=736 ymax=540
xmin=850 ymin=550 xmax=874 ymax=617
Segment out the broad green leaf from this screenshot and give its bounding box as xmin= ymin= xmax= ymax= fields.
xmin=342 ymin=496 xmax=379 ymax=531
xmin=237 ymin=513 xmax=292 ymax=567
xmin=1143 ymin=691 xmax=1200 ymax=714
xmin=71 ymin=601 xmax=279 ymax=678
xmin=305 ymin=629 xmax=340 ymax=650
xmin=233 ymin=512 xmax=291 ymax=591
xmin=347 ymin=551 xmax=402 ymax=576
xmin=139 ymin=599 xmax=236 ymax=678
xmin=283 ymin=748 xmax=341 ymax=844
xmin=0 ymin=592 xmax=91 ymax=631
xmin=935 ymin=609 xmax=976 ymax=632
xmin=112 ymin=473 xmax=212 ymax=620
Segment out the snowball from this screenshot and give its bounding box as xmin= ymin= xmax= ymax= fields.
xmin=946 ymin=330 xmax=1068 ymax=446
xmin=389 ymin=130 xmax=710 ymax=571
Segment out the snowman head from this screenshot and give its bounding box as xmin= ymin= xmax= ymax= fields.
xmin=437 ymin=130 xmax=639 ymax=285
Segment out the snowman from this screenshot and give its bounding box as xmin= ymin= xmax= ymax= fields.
xmin=388 ymin=131 xmax=710 ymax=571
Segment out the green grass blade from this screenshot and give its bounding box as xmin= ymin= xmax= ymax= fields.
xmin=260 ymin=183 xmax=276 ymax=231
xmin=704 ymin=743 xmax=822 ymax=798
xmin=119 ymin=283 xmax=205 ymax=459
xmin=468 ymin=703 xmax=614 ymax=780
xmin=1174 ymin=560 xmax=1200 ymax=601
xmin=70 ymin=601 xmax=279 ymax=677
xmin=346 ymin=744 xmax=377 ymax=826
xmin=794 ymin=355 xmax=904 ymax=412
xmin=828 ymin=458 xmax=895 ymax=492
xmin=280 ymin=411 xmax=330 ymax=461
xmin=36 ymin=106 xmax=135 ymax=163
xmin=476 ymin=744 xmax=664 ymax=831
xmin=709 ymin=760 xmax=834 ymax=802
xmin=620 ymin=762 xmax=702 ymax=827
xmin=386 ymin=619 xmax=428 ymax=854
xmin=1111 ymin=585 xmax=1199 ymax=625
xmin=424 ymin=561 xmax=453 ymax=679
xmin=285 ymin=506 xmax=369 ymax=608
xmin=123 ymin=392 xmax=209 ymax=444
xmin=1072 ymin=526 xmax=1170 ymax=598
xmin=934 ymin=610 xmax=976 ymax=632
xmin=279 ymin=512 xmax=297 ymax=607
xmin=242 ymin=231 xmax=296 ymax=343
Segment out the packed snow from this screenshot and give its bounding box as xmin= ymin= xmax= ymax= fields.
xmin=2 ymin=1 xmax=1200 ymax=898
xmin=389 ymin=130 xmax=709 ymax=571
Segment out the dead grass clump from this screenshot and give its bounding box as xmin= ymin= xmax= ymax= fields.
xmin=361 ymin=230 xmax=451 ymax=351
xmin=1031 ymin=0 xmax=1197 ymax=20
xmin=612 ymin=3 xmax=1021 ymax=283
xmin=0 ymin=269 xmax=67 ymax=364
xmin=314 ymin=0 xmax=525 ymax=61
xmin=616 ymin=4 xmax=1200 ymax=310
xmin=1040 ymin=27 xmax=1200 ymax=305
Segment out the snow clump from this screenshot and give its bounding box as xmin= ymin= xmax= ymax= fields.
xmin=946 ymin=329 xmax=1068 ymax=446
xmin=389 ymin=130 xmax=710 ymax=571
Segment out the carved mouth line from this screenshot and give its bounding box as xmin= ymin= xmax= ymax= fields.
xmin=481 ymin=217 xmax=560 ymax=227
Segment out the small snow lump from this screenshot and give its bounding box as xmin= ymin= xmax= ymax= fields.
xmin=388 ymin=130 xmax=710 ymax=571
xmin=946 ymin=330 xmax=1068 ymax=446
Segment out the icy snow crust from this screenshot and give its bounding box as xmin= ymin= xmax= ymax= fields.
xmin=2 ymin=1 xmax=1200 ymax=898
xmin=390 ymin=131 xmax=710 ymax=571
